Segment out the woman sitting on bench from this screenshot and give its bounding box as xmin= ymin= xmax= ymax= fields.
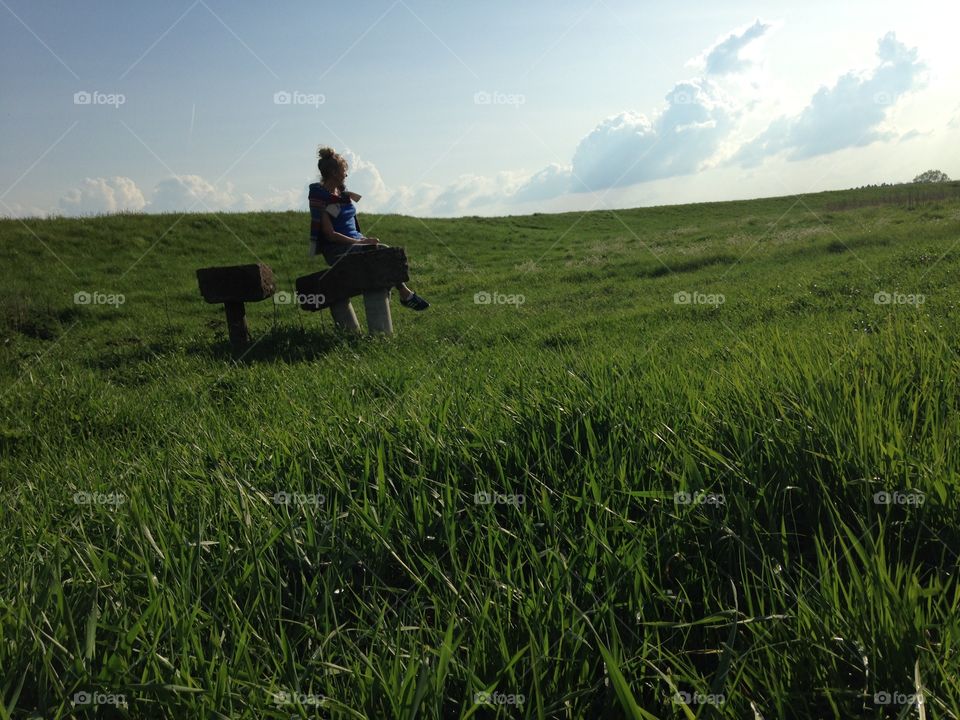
xmin=309 ymin=146 xmax=429 ymax=311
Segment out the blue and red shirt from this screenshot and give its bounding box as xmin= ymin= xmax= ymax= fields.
xmin=308 ymin=183 xmax=362 ymax=250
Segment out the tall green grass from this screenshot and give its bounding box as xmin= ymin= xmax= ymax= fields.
xmin=2 ymin=183 xmax=959 ymax=717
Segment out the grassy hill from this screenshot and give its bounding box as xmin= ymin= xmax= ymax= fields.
xmin=2 ymin=182 xmax=960 ymax=718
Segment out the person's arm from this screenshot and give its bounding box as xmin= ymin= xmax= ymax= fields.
xmin=320 ymin=213 xmax=377 ymax=245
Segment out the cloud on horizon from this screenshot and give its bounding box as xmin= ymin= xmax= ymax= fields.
xmin=49 ymin=174 xmax=307 ymax=217
xmin=58 ymin=177 xmax=146 ymax=215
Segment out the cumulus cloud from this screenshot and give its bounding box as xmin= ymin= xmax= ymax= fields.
xmin=260 ymin=186 xmax=305 ymax=211
xmin=565 ymin=79 xmax=737 ymax=192
xmin=695 ymin=19 xmax=774 ymax=76
xmin=148 ymin=175 xmax=241 ymax=213
xmin=58 ymin=176 xmax=146 ymax=215
xmin=732 ymin=32 xmax=926 ymax=167
xmin=340 ymin=149 xmax=392 ymax=208
xmin=1 ymin=201 xmax=51 ymax=219
xmin=511 ymin=163 xmax=574 ymax=203
xmin=424 ymin=173 xmax=523 ymax=217
xmin=51 ymin=174 xmax=307 ymax=217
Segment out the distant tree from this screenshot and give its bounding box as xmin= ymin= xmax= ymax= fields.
xmin=913 ymin=169 xmax=951 ymax=183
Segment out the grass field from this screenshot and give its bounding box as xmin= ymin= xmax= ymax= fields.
xmin=2 ymin=182 xmax=960 ymax=718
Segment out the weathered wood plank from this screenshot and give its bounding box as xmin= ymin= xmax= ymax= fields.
xmin=296 ymin=247 xmax=409 ymax=311
xmin=196 ymin=263 xmax=276 ymax=304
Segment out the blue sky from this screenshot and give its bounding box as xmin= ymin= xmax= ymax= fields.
xmin=1 ymin=0 xmax=957 ymax=219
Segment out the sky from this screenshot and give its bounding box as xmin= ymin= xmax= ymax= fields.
xmin=1 ymin=0 xmax=958 ymax=219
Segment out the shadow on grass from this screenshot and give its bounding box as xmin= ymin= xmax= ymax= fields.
xmin=187 ymin=321 xmax=366 ymax=364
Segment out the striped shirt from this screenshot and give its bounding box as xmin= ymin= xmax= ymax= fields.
xmin=308 ymin=183 xmax=362 ymax=255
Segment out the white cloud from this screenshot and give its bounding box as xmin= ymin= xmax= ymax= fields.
xmin=148 ymin=175 xmax=239 ymax=213
xmin=566 ymin=78 xmax=737 ymax=192
xmin=340 ymin=149 xmax=392 ymax=208
xmin=1 ymin=201 xmax=51 ymax=219
xmin=501 ymin=20 xmax=774 ymax=200
xmin=732 ymin=32 xmax=926 ymax=167
xmin=51 ymin=174 xmax=307 ymax=217
xmin=510 ymin=163 xmax=573 ymax=203
xmin=260 ymin=186 xmax=306 ymax=211
xmin=58 ymin=176 xmax=146 ymax=215
xmin=694 ymin=19 xmax=775 ymax=76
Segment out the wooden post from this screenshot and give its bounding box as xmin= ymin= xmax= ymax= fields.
xmin=196 ymin=263 xmax=276 ymax=352
xmin=223 ymin=301 xmax=249 ymax=350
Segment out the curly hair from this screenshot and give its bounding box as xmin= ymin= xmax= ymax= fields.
xmin=317 ymin=146 xmax=347 ymax=193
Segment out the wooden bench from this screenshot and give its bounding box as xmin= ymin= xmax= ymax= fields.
xmin=196 ymin=263 xmax=276 ymax=351
xmin=295 ymin=247 xmax=409 ymax=334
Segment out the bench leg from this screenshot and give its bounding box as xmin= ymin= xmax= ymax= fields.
xmin=224 ymin=301 xmax=249 ymax=351
xmin=330 ymin=299 xmax=360 ymax=332
xmin=363 ymin=288 xmax=393 ymax=335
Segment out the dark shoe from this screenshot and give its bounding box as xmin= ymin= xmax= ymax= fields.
xmin=400 ymin=292 xmax=430 ymax=311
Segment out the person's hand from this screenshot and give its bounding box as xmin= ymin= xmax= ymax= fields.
xmin=360 ymin=236 xmax=379 ymax=245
